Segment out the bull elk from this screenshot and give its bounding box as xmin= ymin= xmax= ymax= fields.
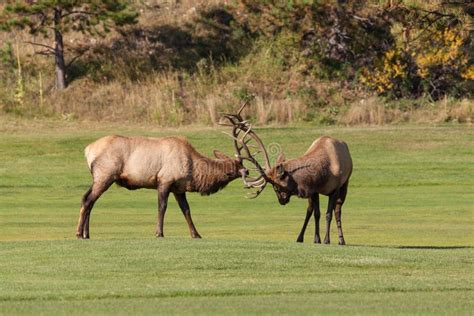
xmin=222 ymin=106 xmax=352 ymax=245
xmin=76 ymin=135 xmax=247 ymax=239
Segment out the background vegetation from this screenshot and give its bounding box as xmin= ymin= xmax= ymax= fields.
xmin=0 ymin=0 xmax=473 ymax=125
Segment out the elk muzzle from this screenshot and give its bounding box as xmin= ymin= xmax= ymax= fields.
xmin=277 ymin=193 xmax=291 ymax=205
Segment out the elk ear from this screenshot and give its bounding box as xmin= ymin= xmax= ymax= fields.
xmin=214 ymin=150 xmax=230 ymax=160
xmin=276 ymin=152 xmax=285 ymax=164
xmin=276 ymin=164 xmax=285 ymax=178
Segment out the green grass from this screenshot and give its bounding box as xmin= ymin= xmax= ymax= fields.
xmin=0 ymin=120 xmax=473 ymax=315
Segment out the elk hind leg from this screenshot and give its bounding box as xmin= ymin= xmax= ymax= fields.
xmin=76 ymin=180 xmax=112 ymax=239
xmin=156 ymin=184 xmax=171 ymax=238
xmin=335 ymin=181 xmax=349 ymax=245
xmin=76 ymin=187 xmax=92 ymax=239
xmin=324 ymin=190 xmax=338 ymax=244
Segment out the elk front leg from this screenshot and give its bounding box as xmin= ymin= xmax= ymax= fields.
xmin=156 ymin=184 xmax=170 ymax=238
xmin=334 ymin=202 xmax=345 ymax=245
xmin=297 ymin=202 xmax=313 ymax=243
xmin=174 ymin=193 xmax=202 ymax=239
xmin=312 ymin=194 xmax=321 ymax=243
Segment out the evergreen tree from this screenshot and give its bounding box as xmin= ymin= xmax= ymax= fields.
xmin=0 ymin=1 xmax=138 ymax=89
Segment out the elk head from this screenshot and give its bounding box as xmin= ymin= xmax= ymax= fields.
xmin=213 ymin=150 xmax=248 ymax=180
xmin=265 ymin=152 xmax=297 ymax=205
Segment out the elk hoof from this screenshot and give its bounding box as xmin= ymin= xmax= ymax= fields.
xmin=192 ymin=234 xmax=202 ymax=239
xmin=296 ymin=237 xmax=304 ymax=243
xmin=156 ymin=233 xmax=164 ymax=238
xmin=339 ymin=239 xmax=346 ymax=246
xmin=76 ymin=234 xmax=84 ymax=239
xmin=324 ymin=239 xmax=330 ymax=244
xmin=314 ymin=237 xmax=321 ymax=244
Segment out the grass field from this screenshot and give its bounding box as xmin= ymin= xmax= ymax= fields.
xmin=0 ymin=120 xmax=473 ymax=315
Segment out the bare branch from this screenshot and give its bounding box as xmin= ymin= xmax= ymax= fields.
xmin=62 ymin=11 xmax=97 ymax=18
xmin=35 ymin=49 xmax=55 ymax=56
xmin=416 ymin=7 xmax=457 ymax=19
xmin=30 ymin=12 xmax=48 ymax=34
xmin=24 ymin=41 xmax=55 ymax=52
xmin=65 ymin=48 xmax=89 ymax=69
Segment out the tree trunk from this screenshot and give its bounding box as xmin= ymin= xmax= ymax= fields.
xmin=54 ymin=7 xmax=67 ymax=90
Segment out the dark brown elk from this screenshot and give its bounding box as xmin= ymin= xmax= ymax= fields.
xmin=76 ymin=135 xmax=247 ymax=239
xmin=266 ymin=138 xmax=352 ymax=245
xmin=222 ymin=109 xmax=352 ymax=245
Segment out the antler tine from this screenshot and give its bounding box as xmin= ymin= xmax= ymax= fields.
xmin=250 ymin=150 xmax=262 ymax=157
xmin=233 ymin=118 xmax=271 ymax=172
xmin=233 ymin=124 xmax=270 ymax=195
xmin=236 ymin=95 xmax=255 ymax=117
xmin=218 ymin=122 xmax=235 ymax=127
xmin=221 ymin=131 xmax=241 ymax=143
xmin=220 ymin=95 xmax=270 ymax=198
xmin=245 ymin=184 xmax=266 ymax=199
xmin=242 ymin=175 xmax=266 ymax=186
xmin=247 ymin=179 xmax=266 ymax=188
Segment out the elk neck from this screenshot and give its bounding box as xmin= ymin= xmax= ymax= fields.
xmin=191 ymin=155 xmax=236 ymax=196
xmin=284 ymin=156 xmax=331 ymax=197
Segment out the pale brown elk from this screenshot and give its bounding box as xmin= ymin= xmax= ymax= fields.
xmin=76 ymin=135 xmax=247 ymax=239
xmin=222 ymin=109 xmax=352 ymax=245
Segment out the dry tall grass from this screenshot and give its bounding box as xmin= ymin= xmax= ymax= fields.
xmin=341 ymin=97 xmax=473 ymax=125
xmin=341 ymin=98 xmax=395 ymax=125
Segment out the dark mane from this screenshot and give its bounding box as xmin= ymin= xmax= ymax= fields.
xmin=191 ymin=156 xmax=237 ymax=195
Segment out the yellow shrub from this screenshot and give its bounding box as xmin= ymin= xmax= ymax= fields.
xmin=360 ymin=26 xmax=472 ymax=98
xmin=415 ymin=28 xmax=468 ymax=79
xmin=359 ymin=49 xmax=408 ymax=94
xmin=461 ymin=65 xmax=474 ymax=80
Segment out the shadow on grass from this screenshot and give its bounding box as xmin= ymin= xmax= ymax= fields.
xmin=349 ymin=244 xmax=474 ymax=250
xmin=394 ymin=246 xmax=474 ymax=250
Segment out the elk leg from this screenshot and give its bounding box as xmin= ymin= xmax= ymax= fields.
xmin=82 ymin=186 xmax=94 ymax=239
xmin=83 ymin=212 xmax=91 ymax=239
xmin=76 ymin=181 xmax=112 ymax=239
xmin=156 ymin=185 xmax=170 ymax=238
xmin=76 ymin=187 xmax=92 ymax=239
xmin=312 ymin=194 xmax=321 ymax=243
xmin=324 ymin=191 xmax=338 ymax=244
xmin=335 ymin=181 xmax=349 ymax=245
xmin=174 ymin=193 xmax=202 ymax=239
xmin=296 ymin=200 xmax=313 ymax=243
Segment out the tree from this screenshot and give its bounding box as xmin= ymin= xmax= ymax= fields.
xmin=0 ymin=1 xmax=138 ymax=89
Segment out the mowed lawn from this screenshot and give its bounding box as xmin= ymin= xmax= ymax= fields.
xmin=0 ymin=120 xmax=473 ymax=315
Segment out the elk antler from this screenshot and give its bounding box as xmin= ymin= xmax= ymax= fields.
xmin=219 ymin=98 xmax=271 ymax=198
